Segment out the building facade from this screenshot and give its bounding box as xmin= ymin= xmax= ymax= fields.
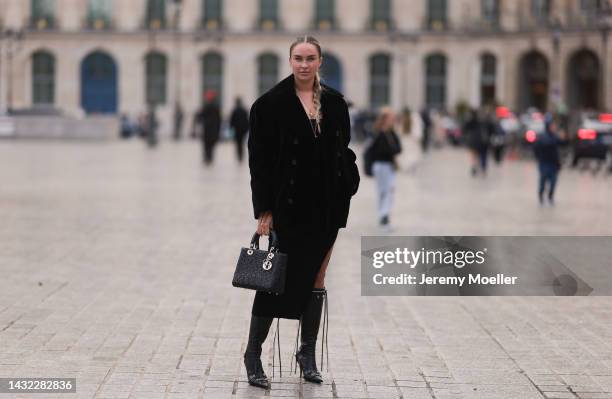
xmin=0 ymin=0 xmax=610 ymax=135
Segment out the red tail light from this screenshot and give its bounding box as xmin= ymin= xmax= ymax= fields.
xmin=599 ymin=114 xmax=612 ymax=123
xmin=496 ymin=106 xmax=510 ymax=118
xmin=525 ymin=130 xmax=537 ymax=143
xmin=578 ymin=129 xmax=597 ymax=140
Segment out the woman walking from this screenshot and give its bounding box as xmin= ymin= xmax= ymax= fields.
xmin=370 ymin=107 xmax=402 ymax=231
xmin=245 ymin=36 xmax=360 ymax=389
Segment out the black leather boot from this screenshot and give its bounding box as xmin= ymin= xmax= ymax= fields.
xmin=296 ymin=288 xmax=326 ymax=383
xmin=244 ymin=315 xmax=273 ymax=389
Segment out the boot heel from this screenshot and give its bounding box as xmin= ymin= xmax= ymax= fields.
xmin=244 ymin=315 xmax=274 ymax=390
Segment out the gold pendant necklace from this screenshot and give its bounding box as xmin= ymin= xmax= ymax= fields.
xmin=297 ymin=93 xmax=315 ymax=118
xmin=296 ymin=91 xmax=320 ymax=137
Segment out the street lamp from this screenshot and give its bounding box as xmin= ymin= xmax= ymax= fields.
xmin=550 ymin=18 xmax=562 ymax=111
xmin=170 ymin=0 xmax=184 ymax=140
xmin=599 ymin=1 xmax=611 ymax=110
xmin=0 ymin=28 xmax=25 ymax=115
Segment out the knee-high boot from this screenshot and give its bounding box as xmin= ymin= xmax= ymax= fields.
xmin=244 ymin=315 xmax=274 ymax=389
xmin=295 ymin=288 xmax=326 ymax=383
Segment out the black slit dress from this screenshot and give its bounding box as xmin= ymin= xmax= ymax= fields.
xmin=251 ymin=118 xmax=339 ymax=320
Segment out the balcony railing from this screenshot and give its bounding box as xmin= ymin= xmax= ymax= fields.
xmin=313 ymin=18 xmax=337 ymax=31
xmin=256 ymin=18 xmax=280 ymax=31
xmin=84 ymin=16 xmax=114 ymax=30
xmin=200 ymin=18 xmax=224 ymax=31
xmin=29 ymin=16 xmax=55 ymax=30
xmin=368 ymin=18 xmax=394 ymax=32
xmin=143 ymin=17 xmax=168 ymax=30
xmin=423 ymin=18 xmax=449 ymax=31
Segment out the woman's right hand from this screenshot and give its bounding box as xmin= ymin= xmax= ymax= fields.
xmin=257 ymin=211 xmax=273 ymax=236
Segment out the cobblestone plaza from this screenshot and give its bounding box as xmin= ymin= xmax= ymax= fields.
xmin=1 ymin=140 xmax=612 ymax=398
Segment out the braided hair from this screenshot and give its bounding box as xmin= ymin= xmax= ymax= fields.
xmin=290 ymin=35 xmax=324 ymax=134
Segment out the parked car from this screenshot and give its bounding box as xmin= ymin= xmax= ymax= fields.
xmin=570 ymin=112 xmax=612 ymax=167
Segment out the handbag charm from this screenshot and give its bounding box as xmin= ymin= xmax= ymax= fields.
xmin=232 ymin=230 xmax=288 ymax=295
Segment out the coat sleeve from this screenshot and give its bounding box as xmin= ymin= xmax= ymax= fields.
xmin=341 ymin=100 xmax=360 ymax=197
xmin=248 ymin=99 xmax=278 ymax=219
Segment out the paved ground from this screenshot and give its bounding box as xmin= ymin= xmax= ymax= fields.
xmin=0 ymin=138 xmax=611 ymax=399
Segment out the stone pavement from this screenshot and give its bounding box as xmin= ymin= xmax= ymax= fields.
xmin=0 ymin=139 xmax=611 ymax=399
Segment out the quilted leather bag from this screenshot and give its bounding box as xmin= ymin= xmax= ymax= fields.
xmin=232 ymin=231 xmax=288 ymax=295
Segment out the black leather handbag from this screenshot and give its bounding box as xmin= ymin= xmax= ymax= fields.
xmin=232 ymin=231 xmax=288 ymax=295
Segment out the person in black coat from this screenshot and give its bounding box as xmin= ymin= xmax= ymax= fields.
xmin=230 ymin=97 xmax=249 ymax=162
xmin=463 ymin=109 xmax=490 ymax=176
xmin=194 ymin=90 xmax=221 ymax=165
xmin=244 ymin=36 xmax=359 ymax=389
xmin=420 ymin=107 xmax=432 ymax=153
xmin=534 ymin=115 xmax=566 ymax=206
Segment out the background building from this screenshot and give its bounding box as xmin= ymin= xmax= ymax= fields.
xmin=0 ymin=0 xmax=610 ymax=136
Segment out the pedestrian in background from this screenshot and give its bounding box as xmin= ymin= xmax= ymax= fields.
xmin=173 ymin=102 xmax=184 ymax=140
xmin=463 ymin=109 xmax=489 ymax=177
xmin=534 ymin=114 xmax=566 ymax=206
xmin=371 ymin=107 xmax=402 ymax=231
xmin=244 ymin=36 xmax=359 ymax=390
xmin=194 ymin=90 xmax=221 ymax=165
xmin=489 ymin=113 xmax=506 ymax=165
xmin=145 ymin=104 xmax=158 ymax=148
xmin=230 ymin=97 xmax=249 ymax=162
xmin=419 ymin=107 xmax=432 ymax=154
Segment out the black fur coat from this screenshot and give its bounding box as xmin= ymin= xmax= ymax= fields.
xmin=247 ymin=74 xmax=360 ymax=232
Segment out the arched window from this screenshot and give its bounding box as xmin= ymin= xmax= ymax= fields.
xmin=369 ymin=53 xmax=391 ymax=108
xmin=257 ymin=53 xmax=278 ymax=96
xmin=519 ymin=51 xmax=549 ymax=111
xmin=566 ymin=49 xmax=600 ymax=110
xmin=370 ymin=0 xmax=392 ymax=31
xmin=425 ymin=54 xmax=447 ymax=110
xmin=146 ymin=0 xmax=166 ymax=29
xmin=145 ymin=52 xmax=167 ymax=105
xmin=202 ymin=0 xmax=223 ymax=29
xmin=31 ymin=0 xmax=55 ymax=29
xmin=321 ymin=52 xmax=342 ymax=92
xmin=481 ymin=0 xmax=500 ymax=28
xmin=315 ymin=0 xmax=336 ymax=30
xmin=80 ymin=51 xmax=118 ymax=114
xmin=87 ymin=0 xmax=112 ymax=29
xmin=259 ymin=0 xmax=278 ymax=30
xmin=427 ymin=0 xmax=447 ymax=30
xmin=32 ymin=51 xmax=55 ymax=105
xmin=480 ymin=53 xmax=497 ymax=106
xmin=201 ymin=52 xmax=223 ymax=105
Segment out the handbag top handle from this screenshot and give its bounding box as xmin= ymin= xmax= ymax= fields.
xmin=250 ymin=230 xmax=280 ymax=252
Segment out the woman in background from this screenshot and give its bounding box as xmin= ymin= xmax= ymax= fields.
xmin=370 ymin=107 xmax=402 ymax=231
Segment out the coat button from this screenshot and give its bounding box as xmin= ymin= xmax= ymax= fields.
xmin=291 ymin=159 xmax=297 ymax=166
xmin=336 ymin=130 xmax=340 ymax=137
xmin=289 ymin=178 xmax=295 ymax=185
xmin=338 ymin=171 xmax=342 ymax=177
xmin=293 ymin=138 xmax=299 ymax=145
xmin=288 ymin=198 xmax=294 ymax=204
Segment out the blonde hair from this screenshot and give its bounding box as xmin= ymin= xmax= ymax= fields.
xmin=290 ymin=35 xmax=323 ymax=134
xmin=373 ymin=106 xmax=396 ymax=133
